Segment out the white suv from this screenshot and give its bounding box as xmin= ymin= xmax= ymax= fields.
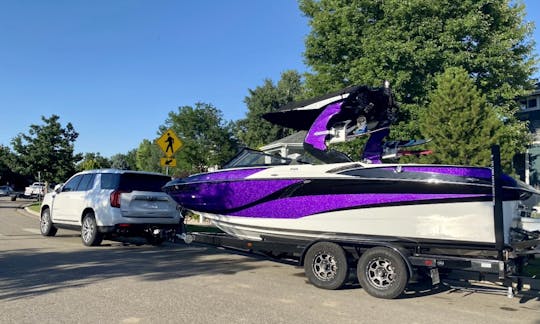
xmin=39 ymin=169 xmax=182 ymax=246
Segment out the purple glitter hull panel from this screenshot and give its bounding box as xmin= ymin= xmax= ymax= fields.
xmin=168 ymin=179 xmax=302 ymax=211
xmin=232 ymin=193 xmax=489 ymax=218
xmin=165 ymin=164 xmax=531 ymax=220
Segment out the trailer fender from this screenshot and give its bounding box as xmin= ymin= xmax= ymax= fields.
xmin=365 ymin=244 xmax=414 ymax=279
xmin=299 ymin=240 xmax=325 ymax=266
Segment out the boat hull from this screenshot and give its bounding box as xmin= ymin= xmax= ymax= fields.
xmin=163 ymin=163 xmax=534 ymax=246
xmin=199 ymin=200 xmax=522 ymax=245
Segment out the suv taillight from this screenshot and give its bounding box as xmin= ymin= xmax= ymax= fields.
xmin=110 ymin=190 xmax=123 ymax=208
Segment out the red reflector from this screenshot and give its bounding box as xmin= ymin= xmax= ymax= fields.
xmin=118 ymin=224 xmax=130 ymax=228
xmin=424 ymin=260 xmax=434 ymax=267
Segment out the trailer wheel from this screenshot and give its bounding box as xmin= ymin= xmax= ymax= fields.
xmin=357 ymin=247 xmax=409 ymax=299
xmin=304 ymin=242 xmax=348 ymax=290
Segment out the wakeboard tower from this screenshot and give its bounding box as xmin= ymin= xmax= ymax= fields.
xmin=262 ymin=81 xmax=423 ymax=163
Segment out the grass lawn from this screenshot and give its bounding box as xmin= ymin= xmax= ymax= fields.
xmin=28 ymin=202 xmax=40 ymax=213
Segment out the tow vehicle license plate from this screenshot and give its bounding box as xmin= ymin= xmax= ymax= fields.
xmin=143 ymin=202 xmax=159 ymax=209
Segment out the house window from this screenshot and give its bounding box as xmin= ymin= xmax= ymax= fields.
xmin=529 ymin=145 xmax=540 ymax=188
xmin=528 ymin=98 xmax=537 ymax=109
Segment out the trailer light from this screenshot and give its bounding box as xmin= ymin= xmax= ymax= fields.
xmin=118 ymin=224 xmax=130 ymax=228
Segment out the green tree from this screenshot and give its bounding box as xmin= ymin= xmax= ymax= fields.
xmin=77 ymin=152 xmax=111 ymax=171
xmin=237 ymin=70 xmax=305 ymax=148
xmin=0 ymin=145 xmax=29 ymax=189
xmin=418 ymin=67 xmax=522 ymax=170
xmin=126 ymin=149 xmax=138 ymax=170
xmin=0 ymin=145 xmax=14 ymax=175
xmin=11 ymin=115 xmax=82 ymax=183
xmin=136 ymin=139 xmax=162 ymax=173
xmin=299 ymin=0 xmax=536 ymax=143
xmin=161 ymin=102 xmax=238 ymax=175
xmin=110 ymin=152 xmax=136 ymax=170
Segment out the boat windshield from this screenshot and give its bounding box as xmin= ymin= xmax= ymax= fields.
xmin=222 ymin=148 xmax=292 ymax=169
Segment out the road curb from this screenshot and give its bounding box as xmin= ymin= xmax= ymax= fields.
xmin=24 ymin=206 xmax=40 ymax=217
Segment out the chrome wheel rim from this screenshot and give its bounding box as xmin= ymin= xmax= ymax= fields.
xmin=40 ymin=211 xmax=49 ymax=233
xmin=312 ymin=253 xmax=338 ymax=281
xmin=366 ymin=258 xmax=396 ymax=289
xmin=82 ymin=217 xmax=94 ymax=243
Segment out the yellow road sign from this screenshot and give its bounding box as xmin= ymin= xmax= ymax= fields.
xmin=160 ymin=157 xmax=177 ymax=167
xmin=156 ymin=129 xmax=183 ymax=157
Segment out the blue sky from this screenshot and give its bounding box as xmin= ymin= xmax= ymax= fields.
xmin=0 ymin=0 xmax=539 ymax=158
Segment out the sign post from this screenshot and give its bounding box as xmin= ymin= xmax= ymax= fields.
xmin=156 ymin=129 xmax=183 ymax=175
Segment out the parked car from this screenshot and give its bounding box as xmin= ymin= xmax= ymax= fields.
xmin=0 ymin=185 xmax=18 ymax=201
xmin=24 ymin=182 xmax=47 ymax=198
xmin=39 ymin=169 xmax=182 ymax=246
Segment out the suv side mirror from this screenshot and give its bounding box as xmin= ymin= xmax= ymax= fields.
xmin=54 ymin=183 xmax=63 ymax=193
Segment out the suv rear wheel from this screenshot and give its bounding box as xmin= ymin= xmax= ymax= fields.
xmin=81 ymin=212 xmax=103 ymax=246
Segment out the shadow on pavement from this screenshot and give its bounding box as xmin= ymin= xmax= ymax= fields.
xmin=0 ymin=243 xmax=265 ymax=301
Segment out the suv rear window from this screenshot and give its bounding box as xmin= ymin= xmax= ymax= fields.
xmin=100 ymin=173 xmax=170 ymax=192
xmin=100 ymin=174 xmax=120 ymax=190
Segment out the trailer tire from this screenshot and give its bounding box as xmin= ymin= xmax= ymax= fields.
xmin=304 ymin=242 xmax=348 ymax=290
xmin=357 ymin=247 xmax=409 ymax=299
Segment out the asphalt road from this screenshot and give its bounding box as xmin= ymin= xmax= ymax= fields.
xmin=1 ymin=197 xmax=539 ymax=324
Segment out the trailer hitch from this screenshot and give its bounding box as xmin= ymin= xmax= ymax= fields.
xmin=176 ymin=232 xmax=194 ymax=244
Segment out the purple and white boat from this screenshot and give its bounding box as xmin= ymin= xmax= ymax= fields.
xmin=163 ymin=85 xmax=539 ymax=247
